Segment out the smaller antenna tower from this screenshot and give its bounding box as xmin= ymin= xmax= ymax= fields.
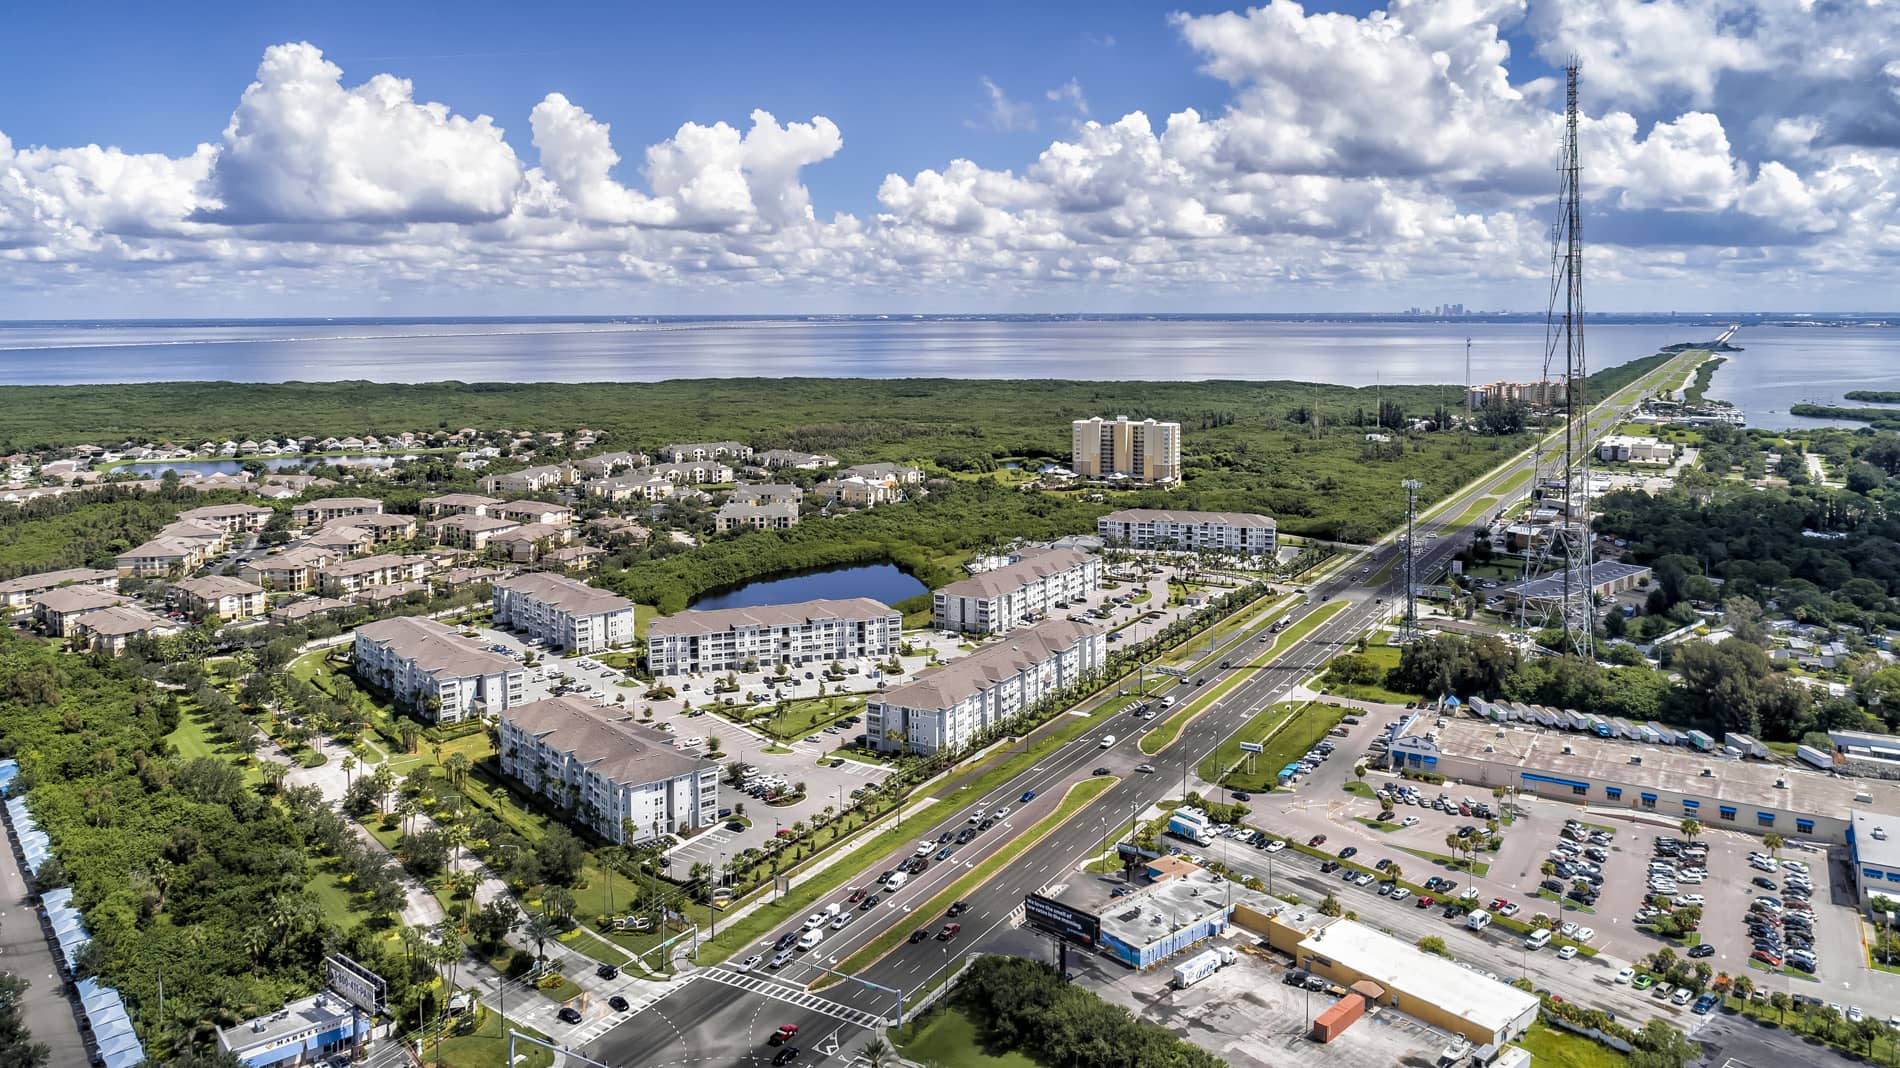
xmin=1398 ymin=479 xmax=1422 ymax=643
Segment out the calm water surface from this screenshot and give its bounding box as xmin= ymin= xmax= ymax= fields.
xmin=688 ymin=564 xmax=927 ymax=611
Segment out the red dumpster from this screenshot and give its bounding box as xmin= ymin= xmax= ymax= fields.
xmin=1310 ymin=993 xmax=1365 ymax=1043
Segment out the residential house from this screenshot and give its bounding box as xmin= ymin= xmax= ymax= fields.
xmin=868 ymin=619 xmax=1105 ymax=754
xmin=420 ymin=493 xmax=503 ymax=518
xmin=169 ymin=576 xmax=268 ymax=621
xmin=30 ymin=586 xmax=128 ymax=636
xmin=933 ymin=547 xmax=1101 ymax=634
xmin=498 ymin=697 xmax=719 ymax=844
xmin=317 ymin=553 xmax=433 ymax=596
xmin=492 ymin=573 xmax=635 ymax=654
xmin=0 ymin=568 xmax=118 ymax=609
xmin=427 ymin=513 xmax=522 ymax=551
xmin=351 ymin=616 xmax=524 ymax=723
xmin=714 ymin=500 xmax=800 ymax=533
xmin=1096 ymin=509 xmax=1278 ymax=556
xmin=647 ymin=597 xmax=901 ymax=676
xmin=290 ymin=497 xmax=384 ymax=526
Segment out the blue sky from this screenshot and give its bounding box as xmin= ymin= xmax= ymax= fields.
xmin=0 ymin=0 xmax=1893 ymax=315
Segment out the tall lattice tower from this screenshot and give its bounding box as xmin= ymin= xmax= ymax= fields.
xmin=1522 ymin=62 xmax=1595 ymax=658
xmin=1398 ymin=479 xmax=1422 ymax=643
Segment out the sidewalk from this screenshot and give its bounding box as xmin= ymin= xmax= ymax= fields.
xmin=0 ymin=814 xmax=87 ymax=1065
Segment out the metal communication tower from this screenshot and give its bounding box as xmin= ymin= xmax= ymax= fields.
xmin=1398 ymin=479 xmax=1421 ymax=643
xmin=1521 ymin=61 xmax=1595 ymax=658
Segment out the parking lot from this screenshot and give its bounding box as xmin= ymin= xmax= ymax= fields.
xmin=1072 ymin=937 xmax=1464 ymax=1068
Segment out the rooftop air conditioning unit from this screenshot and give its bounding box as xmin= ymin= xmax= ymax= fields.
xmin=1775 ymin=777 xmax=1787 ymax=789
xmin=1562 ymin=745 xmax=1573 ymax=755
xmin=1857 ymin=792 xmax=1875 ymax=804
xmin=1483 ymin=745 xmax=1496 ymax=753
xmin=1630 ymin=756 xmax=1642 ymax=765
xmin=1873 ymin=827 xmax=1889 ymax=841
xmin=251 ymin=1021 xmax=266 ymax=1033
xmin=1701 ymin=768 xmax=1714 ymax=777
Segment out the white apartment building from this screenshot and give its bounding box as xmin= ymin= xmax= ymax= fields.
xmin=868 ymin=619 xmax=1105 ymax=754
xmin=498 ymin=696 xmax=719 ymax=844
xmin=492 ymin=573 xmax=635 ymax=654
xmin=290 ymin=497 xmax=384 ymax=526
xmin=933 ymin=548 xmax=1101 ymax=635
xmin=662 ymin=441 xmax=752 ymax=464
xmin=480 ymin=464 xmax=577 ymax=495
xmin=1096 ymin=508 xmax=1278 ymax=556
xmin=352 ymin=615 xmax=524 ymax=723
xmin=714 ymin=500 xmax=799 ymax=533
xmin=1071 ymin=415 xmax=1181 ymax=483
xmin=30 ymin=586 xmax=127 ymax=636
xmin=420 ymin=493 xmax=503 ymax=518
xmin=647 ymin=597 xmax=902 ymax=676
xmin=169 ymin=575 xmax=268 ymax=621
xmin=493 ymin=501 xmax=574 ymax=526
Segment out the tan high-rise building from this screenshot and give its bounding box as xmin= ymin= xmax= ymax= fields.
xmin=1071 ymin=415 xmax=1181 ymax=483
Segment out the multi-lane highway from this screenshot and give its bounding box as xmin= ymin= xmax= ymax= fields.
xmin=584 ymin=350 xmax=1699 ymax=1067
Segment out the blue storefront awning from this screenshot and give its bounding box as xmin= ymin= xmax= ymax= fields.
xmin=1757 ymin=812 xmax=1775 ymax=821
xmin=1520 ymin=772 xmax=1589 ymax=790
xmin=1640 ymin=793 xmax=1658 ymax=802
xmin=1681 ymin=799 xmax=1699 ymax=808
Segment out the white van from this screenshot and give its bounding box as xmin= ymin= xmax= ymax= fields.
xmin=1099 ymin=735 xmax=1117 ymax=749
xmin=1524 ymin=929 xmax=1552 ymax=950
xmin=798 ymin=928 xmax=825 ymax=950
xmin=822 ymin=903 xmax=843 ymax=920
xmin=1161 ymin=696 xmax=1177 ymax=708
xmin=1465 ymin=910 xmax=1493 ymax=931
xmin=914 ymin=842 xmax=935 ymax=857
xmin=885 ymin=871 xmax=909 ymax=891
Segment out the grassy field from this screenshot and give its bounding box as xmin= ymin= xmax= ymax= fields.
xmin=1515 ymin=1023 xmax=1627 ymax=1068
xmin=426 ymin=1008 xmax=556 ymax=1068
xmin=165 ymin=711 xmax=222 ymax=761
xmin=1322 ymin=634 xmax=1416 ymax=704
xmin=737 ymin=692 xmax=872 ymax=741
xmin=309 ymin=869 xmax=370 ymax=929
xmin=897 ymin=1006 xmax=1042 ymax=1068
xmin=825 ymin=776 xmax=1117 ymax=981
xmin=1221 ymin=703 xmax=1350 ymax=791
xmin=1195 ymin=702 xmax=1298 ymax=782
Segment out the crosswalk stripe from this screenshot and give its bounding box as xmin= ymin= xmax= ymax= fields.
xmin=702 ymin=968 xmax=887 ymax=1028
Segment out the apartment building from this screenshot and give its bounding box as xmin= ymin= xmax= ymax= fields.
xmin=427 ymin=513 xmax=521 ymax=550
xmin=480 ymin=464 xmax=576 ymax=495
xmin=933 ymin=548 xmax=1102 ymax=635
xmin=268 ymin=597 xmax=352 ymax=626
xmin=488 ymin=523 xmax=574 ymax=563
xmin=546 ymin=545 xmax=607 ymax=571
xmin=647 ymin=597 xmax=902 ymax=676
xmin=868 ymin=619 xmax=1105 ymax=754
xmin=0 ymin=568 xmax=117 ymax=609
xmin=115 ymin=535 xmax=212 ymax=577
xmin=728 ymin=484 xmax=804 ymax=507
xmin=585 ymin=475 xmax=676 ymax=503
xmin=714 ymin=500 xmax=799 ymax=533
xmin=493 ymin=501 xmax=574 ymax=526
xmin=420 ymin=493 xmax=503 ymax=518
xmin=169 ymin=575 xmax=268 ymax=621
xmin=1096 ymin=509 xmax=1278 ymax=556
xmin=586 ymin=516 xmax=650 ymax=544
xmin=30 ymin=586 xmax=127 ymax=636
xmin=662 ymin=441 xmax=752 ymax=464
xmin=1071 ymin=416 xmax=1181 ymax=483
xmin=317 ymin=553 xmax=433 ymax=596
xmin=343 ymin=513 xmax=420 ymax=543
xmin=756 ymin=449 xmax=838 ymax=470
xmin=351 ymin=615 xmax=524 ymax=722
xmin=306 ymin=524 xmax=376 ymax=556
xmin=176 ymin=503 xmax=275 ymax=533
xmin=840 ymin=462 xmax=923 ymax=485
xmin=816 ymin=475 xmax=897 ymax=508
xmin=498 ymin=696 xmax=719 ymax=844
xmin=577 ymin=451 xmax=649 ymax=478
xmin=239 ymin=545 xmax=339 ymax=592
xmin=650 ymin=460 xmax=733 ymax=484
xmin=69 ymin=604 xmax=180 ymax=654
xmin=290 ymin=497 xmax=384 ymax=526
xmin=493 ymin=573 xmax=635 ymax=653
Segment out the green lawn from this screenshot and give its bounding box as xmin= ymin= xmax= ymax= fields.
xmin=165 ymin=712 xmax=221 ymax=760
xmin=309 ymin=869 xmax=370 ymax=929
xmin=741 ymin=692 xmax=872 ymax=741
xmin=1324 ymin=636 xmax=1418 ymax=704
xmin=1219 ymin=703 xmax=1350 ymax=791
xmin=898 ymin=1006 xmax=1043 ymax=1068
xmin=1515 ymin=1023 xmax=1626 ymax=1068
xmin=427 ymin=1008 xmax=556 ymax=1068
xmin=1195 ymin=702 xmax=1298 ymax=781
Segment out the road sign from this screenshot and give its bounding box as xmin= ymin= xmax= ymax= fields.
xmin=325 ymin=954 xmax=387 ymax=1014
xmin=1153 ymin=665 xmax=1188 ymax=678
xmin=1238 ymin=741 xmax=1265 ymax=754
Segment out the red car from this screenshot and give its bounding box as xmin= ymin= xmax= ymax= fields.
xmin=776 ymin=828 xmax=794 ymax=838
xmin=1751 ymin=950 xmax=1782 ymax=967
xmin=1416 ymin=896 xmax=1435 ymax=909
xmin=938 ymin=923 xmax=962 ymax=941
xmin=1308 ymin=835 xmax=1327 ymax=847
xmin=769 ymin=1025 xmax=798 ymax=1046
xmin=847 ymin=888 xmax=868 ymax=904
xmin=1490 ymin=898 xmax=1510 ymax=911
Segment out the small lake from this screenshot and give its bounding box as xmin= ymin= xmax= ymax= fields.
xmin=689 ymin=563 xmax=927 ymax=611
xmin=109 ymin=455 xmax=403 ymax=477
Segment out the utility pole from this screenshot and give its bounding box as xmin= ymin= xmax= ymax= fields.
xmin=1398 ymin=479 xmax=1422 ymax=643
xmin=1465 ymin=337 xmax=1473 ymax=423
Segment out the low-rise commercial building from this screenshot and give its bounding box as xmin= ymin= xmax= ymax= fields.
xmin=215 ymin=991 xmax=371 ymax=1068
xmin=170 ymin=575 xmax=268 ymax=621
xmin=1096 ymin=509 xmax=1278 ymax=555
xmin=647 ymin=597 xmax=901 ymax=676
xmin=1498 ymin=561 xmax=1650 ymax=609
xmin=933 ymin=547 xmax=1101 ymax=634
xmin=1597 ymin=435 xmax=1676 ymax=464
xmin=499 ymin=696 xmax=719 ymax=845
xmin=352 ymin=615 xmax=524 ymax=722
xmin=1850 ymin=810 xmax=1900 ymax=906
xmin=0 ymin=567 xmax=117 ymax=608
xmin=492 ymin=573 xmax=635 ymax=654
xmin=868 ymin=619 xmax=1104 ymax=754
xmin=290 ymin=497 xmax=384 ymax=526
xmin=1389 ymin=716 xmax=1900 ymax=843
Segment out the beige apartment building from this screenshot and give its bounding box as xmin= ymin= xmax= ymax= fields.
xmin=170 ymin=575 xmax=268 ymax=621
xmin=1071 ymin=416 xmax=1181 ymax=483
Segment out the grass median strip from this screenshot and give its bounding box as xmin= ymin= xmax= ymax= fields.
xmin=1141 ymin=600 xmax=1346 ymax=755
xmin=817 ymin=775 xmax=1119 ymax=986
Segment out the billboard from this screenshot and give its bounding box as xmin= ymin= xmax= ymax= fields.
xmin=326 ymin=955 xmax=388 ymax=1014
xmin=1238 ymin=741 xmax=1265 ymax=754
xmin=1024 ymin=893 xmax=1100 ymax=946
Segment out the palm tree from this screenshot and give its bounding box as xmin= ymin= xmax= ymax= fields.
xmin=1383 ymin=862 xmax=1402 ymax=885
xmin=1769 ymin=991 xmax=1791 ymax=1024
xmin=525 ymin=912 xmax=560 ymax=968
xmin=1762 ymin=832 xmax=1784 ymax=859
xmin=858 ymin=1037 xmax=892 ymax=1068
xmin=446 ymin=751 xmax=472 ymax=791
xmin=340 ymin=754 xmax=356 ymax=790
xmin=1679 ymin=817 xmax=1703 ymax=843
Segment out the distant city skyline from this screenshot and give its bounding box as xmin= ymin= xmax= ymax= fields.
xmin=1 ymin=1 xmax=1897 ymax=318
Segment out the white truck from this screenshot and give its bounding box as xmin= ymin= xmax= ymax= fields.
xmin=1465 ymin=910 xmax=1493 ymax=931
xmin=1171 ymin=946 xmax=1238 ymax=989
